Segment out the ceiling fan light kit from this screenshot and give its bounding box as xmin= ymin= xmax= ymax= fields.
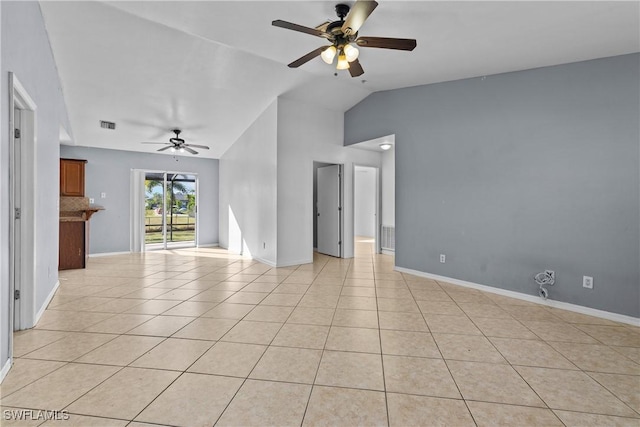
xmin=336 ymin=53 xmax=350 ymax=70
xmin=273 ymin=0 xmax=416 ymax=77
xmin=343 ymin=43 xmax=359 ymax=62
xmin=321 ymin=46 xmax=337 ymax=64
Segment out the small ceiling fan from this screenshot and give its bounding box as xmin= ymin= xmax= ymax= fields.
xmin=272 ymin=0 xmax=416 ymax=77
xmin=141 ymin=129 xmax=210 ymax=155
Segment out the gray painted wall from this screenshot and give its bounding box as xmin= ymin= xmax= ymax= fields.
xmin=1 ymin=2 xmax=72 ymax=368
xmin=60 ymin=146 xmax=219 ymax=254
xmin=345 ymin=54 xmax=639 ymax=317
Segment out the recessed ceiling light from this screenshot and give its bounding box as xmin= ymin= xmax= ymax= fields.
xmin=380 ymin=143 xmax=392 ymax=151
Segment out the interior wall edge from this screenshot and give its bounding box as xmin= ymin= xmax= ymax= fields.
xmin=35 ymin=280 xmax=59 ymax=326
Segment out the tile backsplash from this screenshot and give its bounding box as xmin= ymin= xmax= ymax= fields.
xmin=60 ymin=196 xmax=89 ymax=212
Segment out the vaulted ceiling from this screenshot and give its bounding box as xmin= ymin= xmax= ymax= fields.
xmin=40 ymin=1 xmax=639 ymax=159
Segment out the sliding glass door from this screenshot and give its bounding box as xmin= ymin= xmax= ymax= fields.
xmin=144 ymin=171 xmax=198 ymax=249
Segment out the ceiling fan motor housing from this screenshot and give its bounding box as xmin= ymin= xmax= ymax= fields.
xmin=170 ymin=129 xmax=185 ymax=145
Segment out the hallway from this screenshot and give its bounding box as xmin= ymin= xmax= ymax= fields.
xmin=1 ymin=241 xmax=638 ymax=426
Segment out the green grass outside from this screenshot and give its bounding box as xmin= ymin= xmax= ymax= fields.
xmin=145 ymin=230 xmax=195 ymax=244
xmin=145 ymin=212 xmax=196 ymax=244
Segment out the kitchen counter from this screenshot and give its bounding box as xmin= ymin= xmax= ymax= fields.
xmin=59 ymin=206 xmax=104 ymax=222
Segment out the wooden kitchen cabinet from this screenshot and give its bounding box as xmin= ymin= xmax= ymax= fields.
xmin=60 ymin=158 xmax=87 ymax=196
xmin=59 ymin=221 xmax=85 ymax=270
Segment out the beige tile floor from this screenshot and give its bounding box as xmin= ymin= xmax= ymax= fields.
xmin=1 ymin=239 xmax=639 ymax=426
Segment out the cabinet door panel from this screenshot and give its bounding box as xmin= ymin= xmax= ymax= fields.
xmin=60 ymin=160 xmax=85 ymax=196
xmin=59 ymin=222 xmax=85 ymax=270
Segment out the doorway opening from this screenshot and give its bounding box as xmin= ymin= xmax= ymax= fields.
xmin=354 ymin=165 xmax=379 ymax=256
xmin=313 ymin=161 xmax=343 ymax=258
xmin=348 ymin=135 xmax=395 ymax=258
xmin=144 ymin=171 xmax=198 ymax=250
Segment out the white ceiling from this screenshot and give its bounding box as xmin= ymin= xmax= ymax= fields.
xmin=40 ymin=1 xmax=639 ymax=159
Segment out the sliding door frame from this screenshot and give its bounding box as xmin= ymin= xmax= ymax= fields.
xmin=131 ymin=169 xmax=199 ymax=252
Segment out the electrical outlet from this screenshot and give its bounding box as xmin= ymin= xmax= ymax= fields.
xmin=583 ymin=276 xmax=593 ymax=289
xmin=439 ymin=254 xmax=446 ymax=263
xmin=89 ymin=198 xmax=95 ymax=204
xmin=101 ymin=192 xmax=106 ymax=198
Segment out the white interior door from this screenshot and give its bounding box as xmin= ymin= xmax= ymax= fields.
xmin=8 ymin=73 xmax=38 ymax=334
xmin=317 ymin=165 xmax=341 ymax=257
xmin=12 ymin=108 xmax=22 ymax=330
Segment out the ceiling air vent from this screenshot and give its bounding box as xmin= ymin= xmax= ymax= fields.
xmin=99 ymin=120 xmax=116 ymax=130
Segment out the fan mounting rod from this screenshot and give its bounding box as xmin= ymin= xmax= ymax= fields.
xmin=335 ymin=4 xmax=350 ymax=20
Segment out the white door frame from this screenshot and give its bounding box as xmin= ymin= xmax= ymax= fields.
xmin=9 ymin=73 xmax=38 ymax=344
xmin=353 ymin=164 xmax=381 ymax=254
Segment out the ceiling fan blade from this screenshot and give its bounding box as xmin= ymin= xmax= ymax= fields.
xmin=348 ymin=59 xmax=365 ymax=77
xmin=342 ymin=0 xmax=378 ymax=36
xmin=356 ymin=37 xmax=417 ymax=51
xmin=157 ymin=145 xmax=173 ymax=152
xmin=141 ymin=142 xmax=170 ymax=145
xmin=315 ymin=20 xmax=331 ymax=33
xmin=272 ymin=20 xmax=331 ymax=39
xmin=185 ymin=144 xmax=210 ymax=150
xmin=183 ymin=146 xmax=198 ymax=155
xmin=288 ymin=46 xmax=327 ymax=68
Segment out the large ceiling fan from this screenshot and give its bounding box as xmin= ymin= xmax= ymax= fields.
xmin=272 ymin=0 xmax=416 ymax=77
xmin=141 ymin=129 xmax=210 ymax=155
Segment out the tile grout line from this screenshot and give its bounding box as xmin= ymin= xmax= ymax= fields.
xmin=207 ymin=260 xmax=319 ymax=426
xmin=420 ymin=289 xmax=478 ymax=424
xmin=298 ymin=254 xmax=346 ymax=427
xmin=372 ymin=245 xmax=392 ymax=427
xmin=118 ymin=256 xmax=262 ymax=425
xmin=440 ymin=280 xmax=556 ymax=417
xmin=11 ymin=245 xmax=639 ymax=426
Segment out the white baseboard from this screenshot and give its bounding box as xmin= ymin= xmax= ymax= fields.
xmin=91 ymin=245 xmax=220 ymax=256
xmin=251 ymin=256 xmax=314 ymax=268
xmin=382 ymin=249 xmax=395 ymax=256
xmin=277 ymin=258 xmax=314 ymax=268
xmin=198 ymin=243 xmax=220 ymax=248
xmin=0 ymin=358 xmax=12 ymax=384
xmin=395 ymin=267 xmax=640 ymax=327
xmin=35 ymin=280 xmax=60 ymax=325
xmin=89 ymin=251 xmax=130 ymax=258
xmin=254 ymin=257 xmax=277 ymax=268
